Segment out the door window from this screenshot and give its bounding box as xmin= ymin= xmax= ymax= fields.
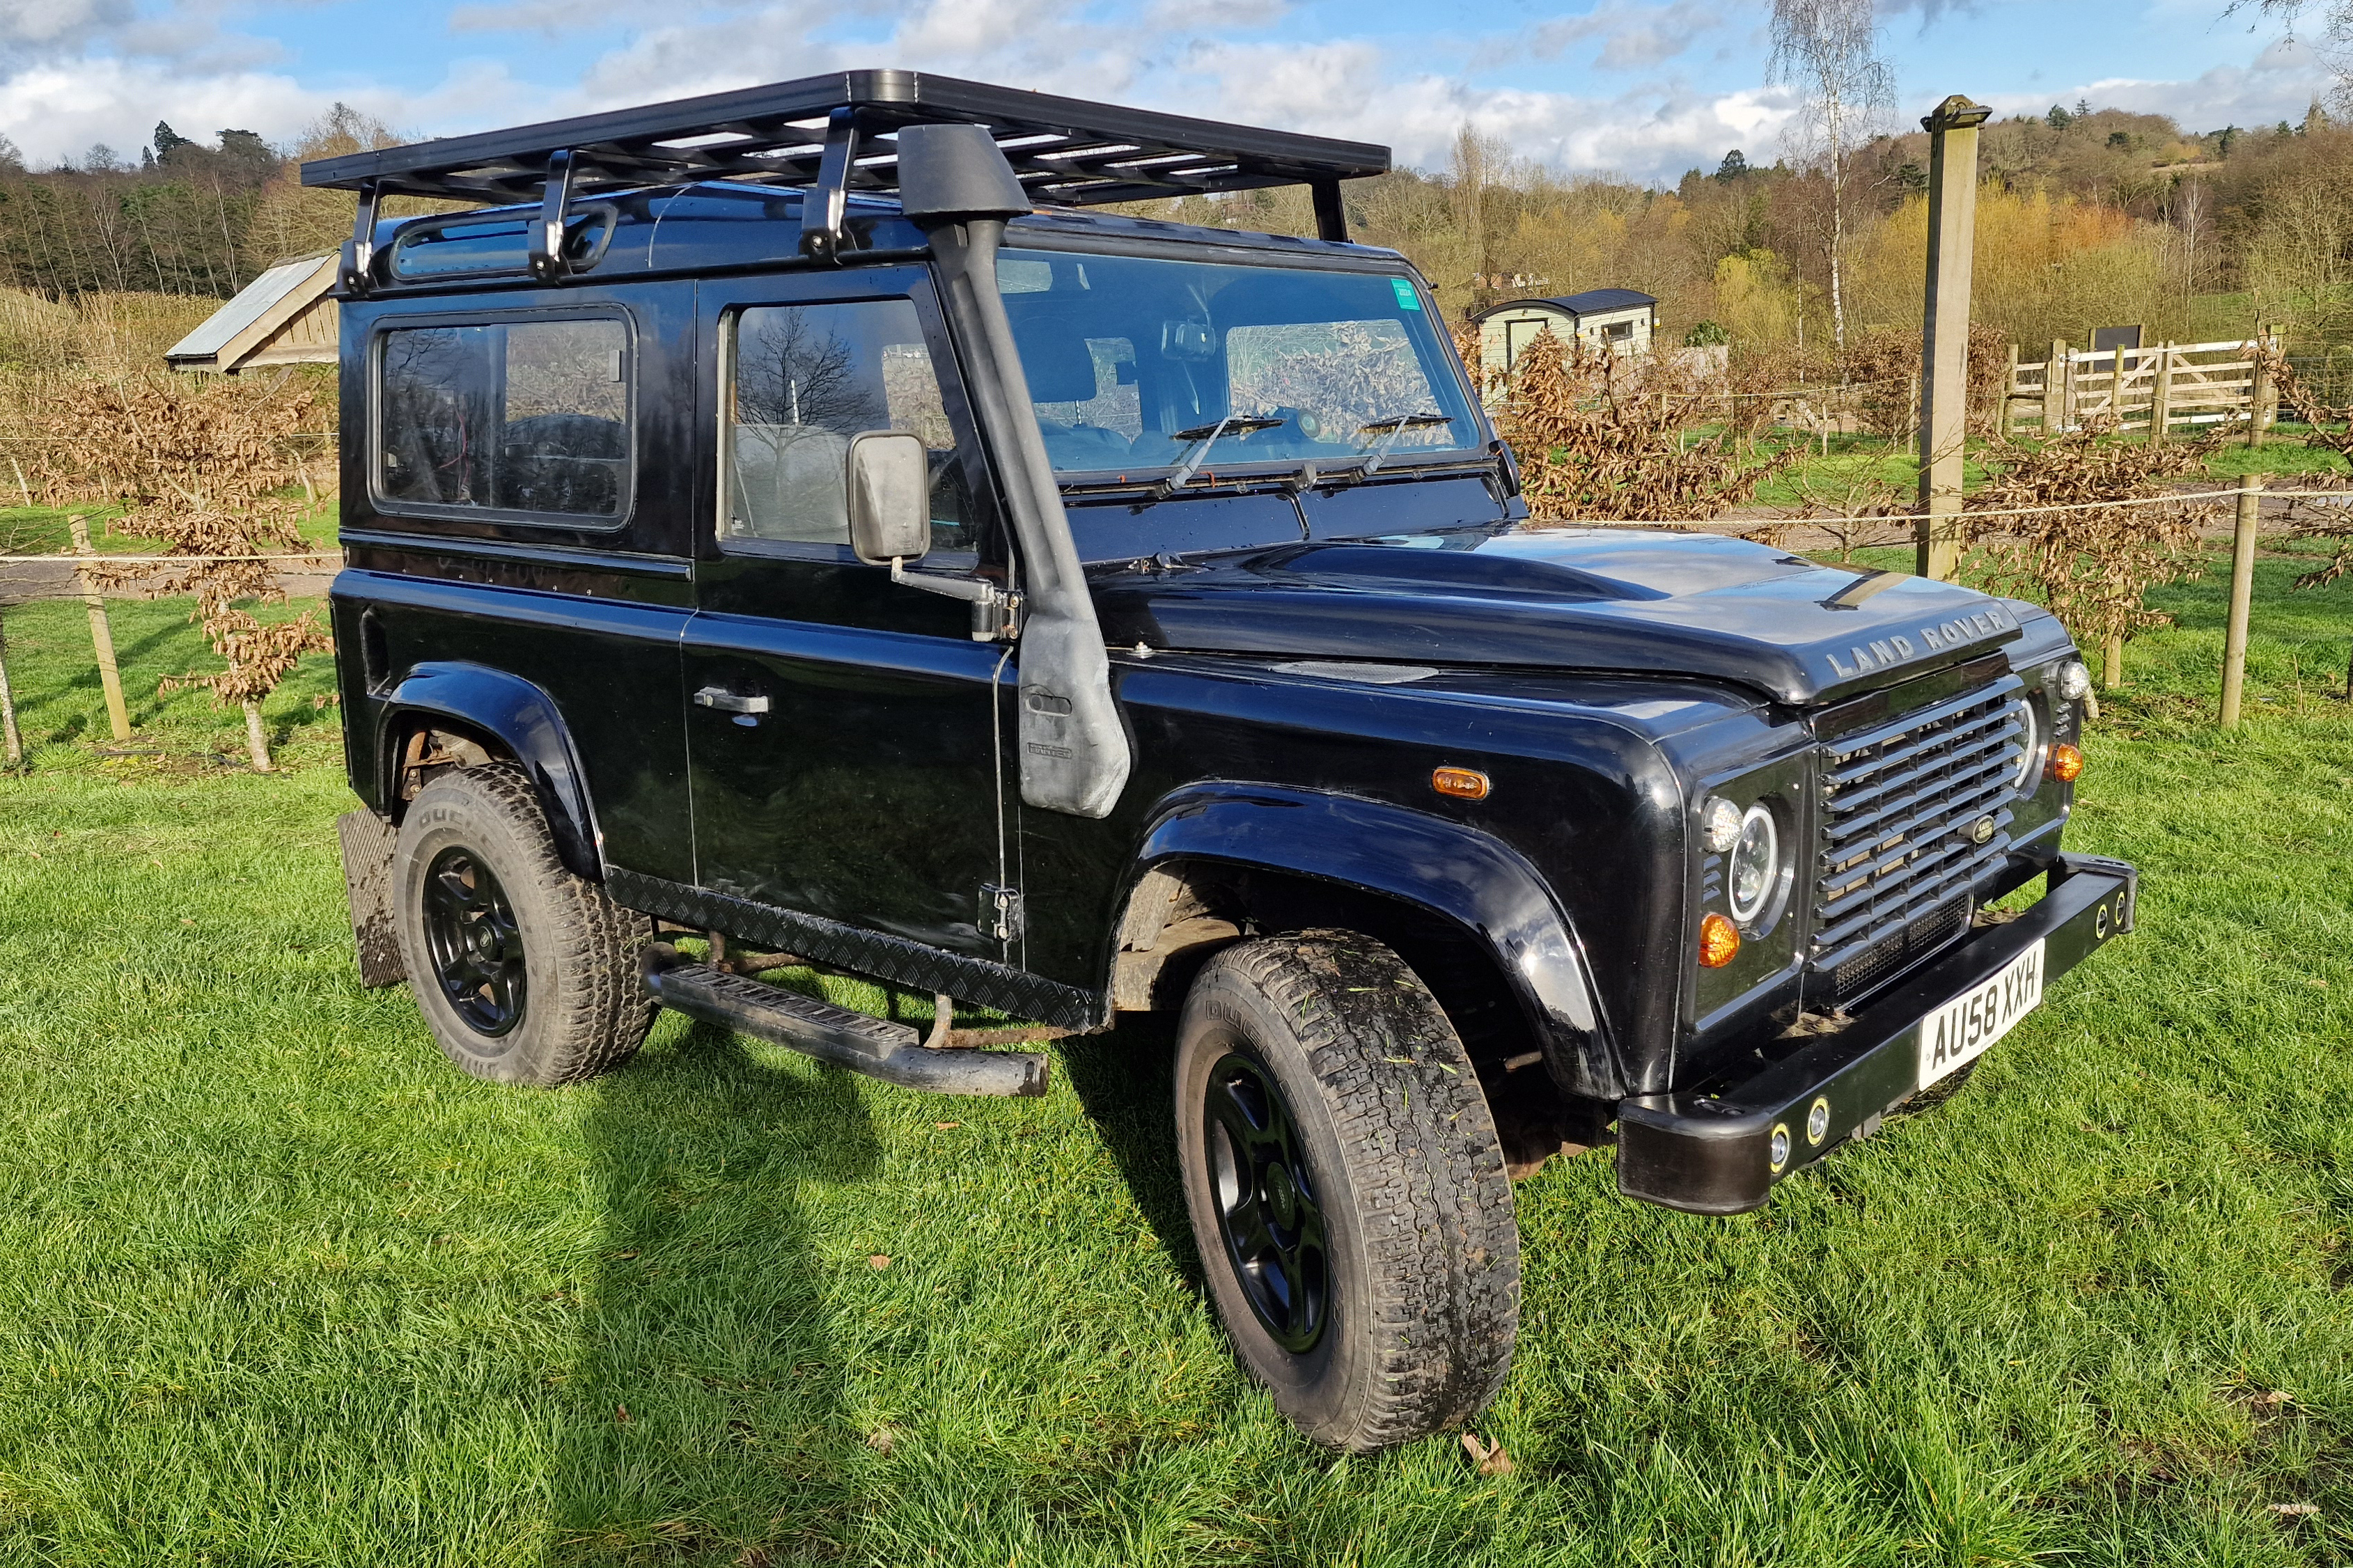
xmin=376 ymin=316 xmax=630 ymax=519
xmin=721 ymin=299 xmax=974 ymax=550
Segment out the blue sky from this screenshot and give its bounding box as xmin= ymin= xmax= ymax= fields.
xmin=0 ymin=0 xmax=2331 ymax=183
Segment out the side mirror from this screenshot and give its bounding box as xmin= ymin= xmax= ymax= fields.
xmin=844 ymin=430 xmax=932 ymax=564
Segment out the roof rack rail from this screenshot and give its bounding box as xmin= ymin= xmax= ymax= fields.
xmin=304 ymin=69 xmax=1389 ymax=288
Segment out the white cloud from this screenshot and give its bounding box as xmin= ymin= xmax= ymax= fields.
xmin=1970 ymin=33 xmax=2334 ymax=133
xmin=1484 ymin=1 xmax=1729 ymax=74
xmin=0 ymin=0 xmax=2342 ymax=190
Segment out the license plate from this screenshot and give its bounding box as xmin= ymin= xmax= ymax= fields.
xmin=1917 ymin=939 xmax=2045 ymax=1090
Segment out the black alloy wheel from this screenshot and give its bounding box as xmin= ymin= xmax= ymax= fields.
xmin=1173 ymin=930 xmax=1520 ymax=1452
xmin=421 ymin=846 xmax=527 ymax=1036
xmin=1203 ymin=1049 xmax=1330 ymax=1352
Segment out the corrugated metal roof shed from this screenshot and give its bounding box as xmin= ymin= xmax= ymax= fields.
xmin=164 ymin=255 xmax=339 ymax=374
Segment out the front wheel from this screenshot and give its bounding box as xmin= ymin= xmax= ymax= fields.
xmin=392 ymin=762 xmax=653 ymax=1087
xmin=1174 ymin=930 xmax=1520 ymax=1451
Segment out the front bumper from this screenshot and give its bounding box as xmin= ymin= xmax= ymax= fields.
xmin=1616 ymin=853 xmax=2137 ymax=1215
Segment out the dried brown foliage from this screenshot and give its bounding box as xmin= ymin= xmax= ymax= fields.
xmin=1834 ymin=323 xmax=2010 ymax=443
xmin=1485 ymin=327 xmax=1799 ymax=522
xmin=1962 ymin=422 xmax=2217 ymax=650
xmin=23 ymin=370 xmax=330 ymax=749
xmin=2260 ymin=349 xmax=2353 ymax=590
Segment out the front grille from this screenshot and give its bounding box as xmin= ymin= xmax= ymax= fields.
xmin=1831 ymin=897 xmax=1970 ymax=997
xmin=1812 ymin=676 xmax=2025 ymax=1001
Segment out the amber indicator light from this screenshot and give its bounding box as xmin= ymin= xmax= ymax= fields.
xmin=1432 ymin=767 xmax=1491 ymax=800
xmin=1698 ymin=911 xmax=1741 ymax=969
xmin=2047 ymin=743 xmax=2084 ymax=783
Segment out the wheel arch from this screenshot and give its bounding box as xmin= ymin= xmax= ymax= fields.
xmin=1110 ymin=783 xmax=1625 ymax=1099
xmin=375 ymin=661 xmax=603 ymax=880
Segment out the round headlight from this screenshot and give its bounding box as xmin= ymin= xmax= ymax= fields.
xmin=1702 ymin=795 xmax=1743 ymax=854
xmin=2054 ymin=657 xmax=2091 ymax=703
xmin=1727 ymin=803 xmax=1780 ymax=925
xmin=2011 ymin=697 xmax=2041 ymax=790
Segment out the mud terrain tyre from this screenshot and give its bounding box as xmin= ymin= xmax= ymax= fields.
xmin=1174 ymin=929 xmax=1519 ymax=1451
xmin=393 ymin=762 xmax=653 ymax=1087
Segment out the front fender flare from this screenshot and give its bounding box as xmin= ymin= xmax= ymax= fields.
xmin=1126 ymin=783 xmax=1623 ymax=1098
xmin=377 ymin=661 xmax=602 ymax=879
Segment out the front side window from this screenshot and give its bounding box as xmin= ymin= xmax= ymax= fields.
xmin=721 ymin=298 xmax=973 ymax=551
xmin=377 ymin=317 xmax=630 ymax=519
xmin=996 ymin=250 xmax=1480 ymax=476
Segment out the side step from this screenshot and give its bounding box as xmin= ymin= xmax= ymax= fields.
xmin=641 ymin=952 xmax=1051 ymax=1097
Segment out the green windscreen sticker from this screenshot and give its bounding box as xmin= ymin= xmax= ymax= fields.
xmin=1391 ymin=278 xmax=1422 ymax=311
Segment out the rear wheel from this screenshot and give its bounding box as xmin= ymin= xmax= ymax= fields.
xmin=393 ymin=762 xmax=652 ymax=1086
xmin=1174 ymin=930 xmax=1519 ymax=1451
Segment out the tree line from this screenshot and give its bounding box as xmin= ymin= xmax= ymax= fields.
xmin=0 ymin=106 xmax=396 ymax=305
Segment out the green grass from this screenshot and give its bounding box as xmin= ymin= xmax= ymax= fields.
xmin=0 ymin=562 xmax=2350 ymax=1565
xmin=1730 ymin=427 xmax=2353 ymax=511
xmin=1 ymin=499 xmax=338 ymax=558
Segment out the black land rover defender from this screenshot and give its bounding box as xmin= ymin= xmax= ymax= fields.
xmin=317 ymin=72 xmax=2138 ymax=1453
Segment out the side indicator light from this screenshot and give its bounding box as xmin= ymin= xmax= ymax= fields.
xmin=2047 ymin=743 xmax=2084 ymax=783
xmin=1698 ymin=911 xmax=1741 ymax=968
xmin=1432 ymin=767 xmax=1490 ymax=800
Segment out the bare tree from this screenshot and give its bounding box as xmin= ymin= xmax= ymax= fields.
xmin=1769 ymin=0 xmax=1895 ymax=350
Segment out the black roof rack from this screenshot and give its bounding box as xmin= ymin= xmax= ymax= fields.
xmin=305 ymin=69 xmax=1389 ymax=285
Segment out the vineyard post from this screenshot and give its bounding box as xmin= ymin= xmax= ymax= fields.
xmin=69 ymin=516 xmax=132 ymax=743
xmin=1916 ymin=94 xmax=1991 ymax=581
xmin=2047 ymin=338 xmax=2065 ymax=434
xmin=2219 ymin=473 xmax=2265 ymax=728
xmin=0 ymin=613 xmax=21 ymax=767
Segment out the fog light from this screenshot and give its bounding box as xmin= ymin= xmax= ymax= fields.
xmin=1768 ymin=1122 xmax=1791 ymax=1173
xmin=1806 ymin=1097 xmax=1831 ymax=1145
xmin=2054 ymin=657 xmax=2091 ymax=703
xmin=1698 ymin=911 xmax=1741 ymax=968
xmin=2048 ymin=742 xmax=2084 ymax=783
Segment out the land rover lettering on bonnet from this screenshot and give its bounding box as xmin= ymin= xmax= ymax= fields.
xmin=315 ymin=70 xmax=2139 ymax=1452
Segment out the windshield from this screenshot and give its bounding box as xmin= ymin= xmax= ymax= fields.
xmin=997 ymin=249 xmax=1481 ymax=478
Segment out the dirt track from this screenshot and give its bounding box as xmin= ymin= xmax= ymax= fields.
xmin=0 ymin=554 xmax=341 ymax=609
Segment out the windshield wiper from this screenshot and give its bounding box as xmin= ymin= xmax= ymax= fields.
xmin=1354 ymin=411 xmax=1455 ymax=476
xmin=1155 ymin=414 xmax=1285 ymax=499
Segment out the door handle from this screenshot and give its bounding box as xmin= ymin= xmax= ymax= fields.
xmin=693 ymin=687 xmax=771 ymax=715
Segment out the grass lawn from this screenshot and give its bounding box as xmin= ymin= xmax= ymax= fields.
xmin=0 ymin=551 xmax=2350 ymax=1565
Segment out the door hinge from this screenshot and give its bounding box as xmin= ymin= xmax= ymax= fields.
xmin=980 ymin=883 xmax=1024 ymax=943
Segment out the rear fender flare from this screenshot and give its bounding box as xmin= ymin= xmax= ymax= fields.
xmin=377 ymin=661 xmax=602 ymax=879
xmin=1122 ymin=782 xmax=1623 ymax=1097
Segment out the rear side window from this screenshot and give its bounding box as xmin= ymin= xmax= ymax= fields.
xmin=376 ymin=317 xmax=631 ymax=521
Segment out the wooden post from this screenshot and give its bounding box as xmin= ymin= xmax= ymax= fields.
xmin=2250 ymin=327 xmax=2278 ymax=447
xmin=2047 ymin=338 xmax=2065 ymax=434
xmin=2102 ymin=633 xmax=2124 ymax=689
xmin=2220 ymin=473 xmax=2264 ymax=728
xmin=1916 ymin=95 xmax=1992 ymax=581
xmin=0 ymin=612 xmax=22 ymax=767
xmin=2150 ymin=342 xmax=2174 ymax=444
xmin=69 ymin=516 xmax=132 ymax=743
xmin=2002 ymin=342 xmax=2020 ymax=435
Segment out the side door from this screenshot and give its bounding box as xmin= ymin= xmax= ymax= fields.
xmin=682 ymin=268 xmax=1019 ymax=962
xmin=348 ymin=287 xmax=698 ymax=886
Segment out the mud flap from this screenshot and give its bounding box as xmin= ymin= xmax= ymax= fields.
xmin=337 ymin=808 xmax=405 ymax=987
